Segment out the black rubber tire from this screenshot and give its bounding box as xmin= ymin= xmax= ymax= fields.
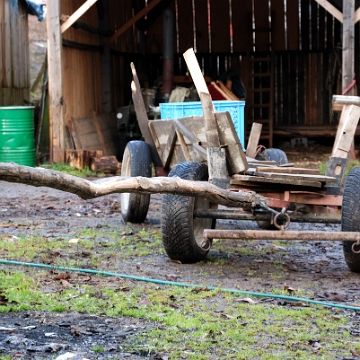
xmin=120 ymin=141 xmax=152 ymax=223
xmin=161 ymin=162 xmax=216 ymax=263
xmin=257 ymin=148 xmax=288 ymax=166
xmin=342 ymin=167 xmax=360 ymax=272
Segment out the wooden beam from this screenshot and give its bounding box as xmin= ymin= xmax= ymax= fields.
xmin=107 ymin=0 xmax=163 ymax=44
xmin=60 ymin=0 xmax=98 ymax=34
xmin=313 ymin=0 xmax=343 ymax=22
xmin=246 ymin=123 xmax=263 ymax=159
xmin=342 ymin=0 xmax=355 ymax=95
xmin=332 ymin=105 xmax=360 ymax=158
xmin=355 ymin=7 xmax=360 ymax=23
xmin=314 ymin=1 xmax=360 ymax=24
xmin=46 ymin=0 xmax=65 ymax=163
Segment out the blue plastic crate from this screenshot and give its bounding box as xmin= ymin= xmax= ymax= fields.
xmin=159 ymin=100 xmax=245 ymax=148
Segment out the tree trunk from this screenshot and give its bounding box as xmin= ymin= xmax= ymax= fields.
xmin=0 ymin=163 xmax=264 ymax=208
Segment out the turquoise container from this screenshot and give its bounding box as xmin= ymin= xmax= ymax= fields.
xmin=0 ymin=106 xmax=36 ymax=167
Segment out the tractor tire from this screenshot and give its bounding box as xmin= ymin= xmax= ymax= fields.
xmin=257 ymin=148 xmax=288 ymax=166
xmin=342 ymin=167 xmax=360 ymax=272
xmin=120 ymin=140 xmax=152 ymax=223
xmin=161 ymin=162 xmax=216 ymax=263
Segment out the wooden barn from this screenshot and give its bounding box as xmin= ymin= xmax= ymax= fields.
xmin=1 ymin=0 xmax=360 ymax=163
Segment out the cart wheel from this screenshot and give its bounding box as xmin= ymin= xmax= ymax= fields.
xmin=161 ymin=162 xmax=216 ymax=263
xmin=120 ymin=140 xmax=152 ymax=223
xmin=257 ymin=148 xmax=288 ymax=166
xmin=342 ymin=167 xmax=360 ymax=272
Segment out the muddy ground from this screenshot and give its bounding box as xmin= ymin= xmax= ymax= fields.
xmin=1 ymin=142 xmax=360 ymax=359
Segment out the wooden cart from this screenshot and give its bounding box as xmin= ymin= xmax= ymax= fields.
xmin=120 ymin=49 xmax=360 ymax=272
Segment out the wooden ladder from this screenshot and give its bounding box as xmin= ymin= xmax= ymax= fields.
xmin=247 ymin=54 xmax=274 ymax=148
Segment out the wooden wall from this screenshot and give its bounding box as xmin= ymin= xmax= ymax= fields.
xmin=59 ymin=0 xmax=356 ymax=138
xmin=61 ymin=0 xmax=102 ymax=125
xmin=0 ymin=0 xmax=30 ymax=106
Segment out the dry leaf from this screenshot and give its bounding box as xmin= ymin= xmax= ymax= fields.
xmin=60 ymin=279 xmax=71 ymax=287
xmin=235 ymin=297 xmax=257 ymax=304
xmin=54 ymin=273 xmax=70 ymax=280
xmin=170 ymin=259 xmax=182 ymax=264
xmin=284 ymin=285 xmax=297 ymax=293
xmin=220 ymin=313 xmax=236 ymax=319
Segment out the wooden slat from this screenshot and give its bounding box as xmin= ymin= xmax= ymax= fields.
xmin=332 ymin=104 xmax=360 ymax=158
xmin=246 ymin=123 xmax=262 ymax=158
xmin=107 ymin=0 xmax=162 ymax=44
xmin=210 ymin=0 xmax=230 ymax=53
xmin=313 ymin=0 xmax=343 ymax=23
xmin=177 ymin=0 xmax=193 ymax=52
xmin=46 ymin=0 xmax=65 ymax=163
xmin=231 ymin=174 xmax=323 ymax=188
xmin=162 ymin=124 xmax=177 ymax=169
xmin=92 ymin=112 xmax=107 ymax=155
xmin=271 ymin=0 xmax=286 ymax=51
xmin=231 ymin=0 xmax=252 ymax=52
xmin=342 ymin=0 xmax=355 ymax=95
xmin=61 ymin=0 xmax=98 ymax=33
xmin=195 ymin=0 xmax=209 ymax=52
xmin=257 ymin=167 xmax=320 ymax=175
xmin=286 ymin=0 xmax=299 ymax=50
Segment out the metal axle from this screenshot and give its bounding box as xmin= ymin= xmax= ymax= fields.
xmin=203 ymin=229 xmax=360 ymax=242
xmin=194 ymin=209 xmax=341 ymax=224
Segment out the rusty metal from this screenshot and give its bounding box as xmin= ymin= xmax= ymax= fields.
xmin=274 ymin=212 xmax=290 ymax=230
xmin=193 ymin=209 xmax=342 ymax=223
xmin=352 ymin=241 xmax=360 ymax=254
xmin=203 ymin=229 xmax=360 ymax=242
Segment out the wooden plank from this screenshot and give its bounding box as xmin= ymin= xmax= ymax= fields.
xmin=194 ymin=0 xmax=209 ymax=52
xmin=313 ymin=0 xmax=343 ymax=23
xmin=286 ymin=0 xmax=299 ymax=50
xmin=300 ymin=0 xmax=310 ymax=51
xmin=246 ymin=123 xmax=262 ymax=158
xmin=61 ymin=0 xmax=98 ymax=33
xmin=332 ymin=104 xmax=360 ymax=158
xmin=231 ymin=0 xmax=253 ymax=52
xmin=255 ymin=172 xmax=336 ymax=182
xmin=216 ymin=81 xmax=240 ymax=100
xmin=46 ymin=0 xmax=64 ymax=163
xmin=176 ymin=129 xmax=191 ymax=161
xmin=162 ymin=124 xmax=177 ymax=169
xmin=107 ymin=0 xmax=162 ymax=44
xmin=343 ymin=0 xmax=355 ymax=95
xmin=93 ymin=112 xmax=107 ymax=155
xmin=253 ymin=0 xmax=271 ymax=51
xmin=257 ymin=167 xmax=320 ymax=175
xmin=231 ymin=174 xmax=322 ymax=188
xmin=215 ymin=112 xmax=248 ymax=174
xmin=209 ymin=0 xmax=230 ymax=53
xmin=177 ymin=0 xmax=193 ymax=53
xmin=271 ymin=0 xmax=286 ymax=51
xmin=130 ymin=63 xmax=162 ymax=167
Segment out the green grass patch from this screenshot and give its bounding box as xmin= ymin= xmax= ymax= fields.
xmin=319 ymin=159 xmax=360 ymax=176
xmin=0 ymin=269 xmax=355 ymax=359
xmin=41 ymin=163 xmax=103 ymax=177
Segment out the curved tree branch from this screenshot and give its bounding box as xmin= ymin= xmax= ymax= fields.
xmin=0 ymin=163 xmax=264 ymax=208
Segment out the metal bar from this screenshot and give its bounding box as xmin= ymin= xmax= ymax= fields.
xmin=204 ymin=229 xmax=360 ymax=242
xmin=194 ymin=209 xmax=341 ymax=224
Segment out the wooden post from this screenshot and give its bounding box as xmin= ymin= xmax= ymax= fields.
xmin=342 ymin=0 xmax=355 ymax=95
xmin=46 ymin=0 xmax=65 ymax=163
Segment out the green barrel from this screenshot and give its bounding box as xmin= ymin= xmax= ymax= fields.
xmin=0 ymin=106 xmax=36 ymax=167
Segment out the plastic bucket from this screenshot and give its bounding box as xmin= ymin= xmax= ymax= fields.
xmin=0 ymin=106 xmax=36 ymax=167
